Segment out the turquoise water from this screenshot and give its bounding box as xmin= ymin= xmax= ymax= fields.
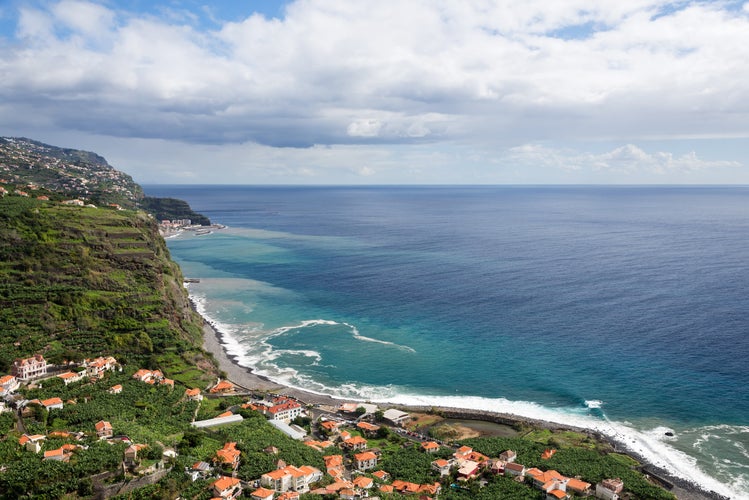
xmin=147 ymin=185 xmax=749 ymax=497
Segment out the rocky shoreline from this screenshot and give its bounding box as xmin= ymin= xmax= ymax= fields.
xmin=200 ymin=316 xmax=728 ymax=500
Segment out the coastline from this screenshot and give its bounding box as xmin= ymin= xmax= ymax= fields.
xmin=198 ymin=315 xmax=726 ymax=500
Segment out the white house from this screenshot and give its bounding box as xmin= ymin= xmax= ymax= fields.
xmin=12 ymin=355 xmax=47 ymax=380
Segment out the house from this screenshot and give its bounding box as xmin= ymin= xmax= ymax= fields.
xmin=356 ymin=421 xmax=381 ymax=437
xmin=209 ymin=379 xmax=236 ymax=394
xmin=185 ymin=387 xmax=202 ymax=401
xmin=353 ymin=450 xmax=378 ymax=471
xmin=392 ymin=480 xmax=421 ymax=494
xmin=261 ymin=464 xmax=322 ymax=493
xmin=187 ymin=461 xmax=212 ymax=481
xmin=57 ymin=371 xmax=83 ymax=385
xmin=421 ymin=441 xmax=440 ymax=453
xmin=124 ymin=444 xmax=147 ymax=466
xmin=43 ymin=444 xmax=78 ymax=462
xmin=567 ymin=478 xmax=592 ymax=495
xmin=372 ymin=470 xmax=390 ymax=482
xmin=109 ymin=384 xmax=123 ymax=394
xmin=323 ymin=454 xmax=345 ymax=479
xmin=33 ymin=397 xmax=63 ymax=411
xmin=596 ymin=478 xmax=624 ymax=500
xmin=319 ymin=420 xmax=340 ymax=434
xmin=132 ymin=369 xmax=155 ymax=383
xmin=212 ymin=476 xmax=242 ymax=499
xmin=382 ymin=408 xmax=410 ymax=426
xmin=0 ymin=375 xmax=19 ymax=394
xmin=12 ymin=354 xmax=47 ymax=380
xmin=214 ymin=441 xmax=241 ymax=470
xmin=431 ymin=458 xmax=452 ymax=476
xmin=159 ymin=378 xmax=175 ymax=389
xmin=43 ymin=447 xmax=68 ymax=461
xmin=266 ymin=400 xmax=303 ymax=423
xmin=504 ymin=462 xmax=526 ymax=478
xmin=19 ymin=434 xmax=45 ymax=453
xmin=353 ymin=476 xmax=374 ymax=489
xmin=457 ymin=460 xmax=480 ymax=480
xmin=95 ymin=420 xmax=113 ymax=439
xmin=342 ymin=435 xmax=368 ymax=451
xmin=277 ymin=492 xmax=301 ymax=500
xmin=527 ymin=468 xmax=566 ymax=490
xmin=250 ymin=487 xmax=275 ymax=500
xmin=500 ymin=449 xmax=517 ymax=463
xmin=85 ymin=356 xmax=117 ymax=378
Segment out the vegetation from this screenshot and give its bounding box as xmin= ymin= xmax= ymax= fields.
xmin=140 ymin=196 xmax=210 ymax=225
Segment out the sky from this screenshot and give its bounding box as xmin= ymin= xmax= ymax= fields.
xmin=0 ymin=0 xmax=748 ymax=185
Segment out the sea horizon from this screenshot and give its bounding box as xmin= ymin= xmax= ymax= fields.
xmin=146 ymin=184 xmax=749 ymax=498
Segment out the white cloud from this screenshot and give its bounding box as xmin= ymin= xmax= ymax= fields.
xmin=0 ymin=0 xmax=747 ymax=183
xmin=507 ymin=143 xmax=742 ymax=175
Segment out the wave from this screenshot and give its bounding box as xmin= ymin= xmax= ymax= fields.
xmin=187 ymin=288 xmax=745 ymax=499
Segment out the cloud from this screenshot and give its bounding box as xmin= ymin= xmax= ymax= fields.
xmin=507 ymin=143 xmax=742 ymax=175
xmin=0 ymin=0 xmax=748 ymax=159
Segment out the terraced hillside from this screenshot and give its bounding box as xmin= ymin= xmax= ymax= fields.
xmin=0 ymin=194 xmax=217 ymax=385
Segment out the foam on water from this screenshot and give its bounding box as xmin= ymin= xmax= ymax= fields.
xmin=192 ymin=286 xmax=746 ymax=498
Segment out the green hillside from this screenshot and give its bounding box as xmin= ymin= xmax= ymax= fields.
xmin=0 ymin=194 xmax=217 ymax=384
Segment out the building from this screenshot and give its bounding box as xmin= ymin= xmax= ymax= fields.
xmin=261 ymin=464 xmax=322 ymax=493
xmin=185 ymin=387 xmax=202 ymax=401
xmin=12 ymin=354 xmax=47 ymax=380
xmin=353 ymin=451 xmax=378 ymax=471
xmin=0 ymin=375 xmax=20 ymax=394
xmin=250 ymin=487 xmax=275 ymax=500
xmin=212 ymin=476 xmax=242 ymax=499
xmin=499 ymin=449 xmax=517 ymax=463
xmin=341 ymin=435 xmax=368 ymax=451
xmin=382 ymin=408 xmax=410 ymax=426
xmin=57 ymin=371 xmax=84 ymax=385
xmin=19 ymin=434 xmax=45 ymax=453
xmin=421 ymin=441 xmax=440 ymax=453
xmin=504 ymin=462 xmax=526 ymax=478
xmin=85 ymin=356 xmax=117 ymax=378
xmin=209 ymin=379 xmax=236 ymax=394
xmin=266 ymin=400 xmax=303 ymax=423
xmin=596 ymin=478 xmax=624 ymax=500
xmin=431 ymin=458 xmax=452 ymax=476
xmin=356 ymin=421 xmax=381 ymax=436
xmin=109 ymin=384 xmax=123 ymax=394
xmin=214 ymin=442 xmax=241 ymax=471
xmin=95 ymin=420 xmax=113 ymax=439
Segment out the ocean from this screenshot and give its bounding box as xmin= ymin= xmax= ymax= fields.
xmin=144 ymin=185 xmax=749 ymax=498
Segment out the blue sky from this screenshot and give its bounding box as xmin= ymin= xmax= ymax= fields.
xmin=0 ymin=0 xmax=747 ymax=184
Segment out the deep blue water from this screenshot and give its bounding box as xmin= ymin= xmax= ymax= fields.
xmin=145 ymin=185 xmax=749 ymax=495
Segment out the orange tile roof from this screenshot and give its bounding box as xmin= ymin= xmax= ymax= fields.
xmin=433 ymin=458 xmax=449 ymax=467
xmin=354 ymin=451 xmax=377 ymax=461
xmin=251 ymin=487 xmax=274 ymax=499
xmin=268 ymin=401 xmax=301 ymax=413
xmin=264 ymin=468 xmax=288 ymax=480
xmin=324 ymin=454 xmax=344 ymax=467
xmin=421 ymin=441 xmax=440 ymax=450
xmin=345 ymin=435 xmax=367 ymax=446
xmin=217 ymin=410 xmax=233 ymax=418
xmin=353 ymin=476 xmax=373 ymax=488
xmin=372 ymin=470 xmax=390 ymax=480
xmin=356 ymin=421 xmax=380 ymax=431
xmin=567 ymin=478 xmax=591 ymax=491
xmin=41 ymin=397 xmax=63 ymax=406
xmin=210 ymin=380 xmax=235 ymax=392
xmin=44 ymin=448 xmax=65 ymax=458
xmin=212 ymin=475 xmax=240 ymax=491
xmin=541 ymin=448 xmax=557 ymax=459
xmin=548 ymin=489 xmax=567 ymax=499
xmin=379 ymin=485 xmax=394 ymax=493
xmin=58 ymin=372 xmax=78 ymax=379
xmin=95 ymin=420 xmax=112 ymax=431
xmin=185 ymin=387 xmax=201 ymax=396
xmin=320 ymin=420 xmax=339 ymax=430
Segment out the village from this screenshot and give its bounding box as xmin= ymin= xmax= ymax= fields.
xmin=0 ymin=353 xmax=630 ymax=499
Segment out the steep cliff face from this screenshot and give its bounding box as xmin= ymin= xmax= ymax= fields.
xmin=0 ymin=194 xmax=217 ymax=381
